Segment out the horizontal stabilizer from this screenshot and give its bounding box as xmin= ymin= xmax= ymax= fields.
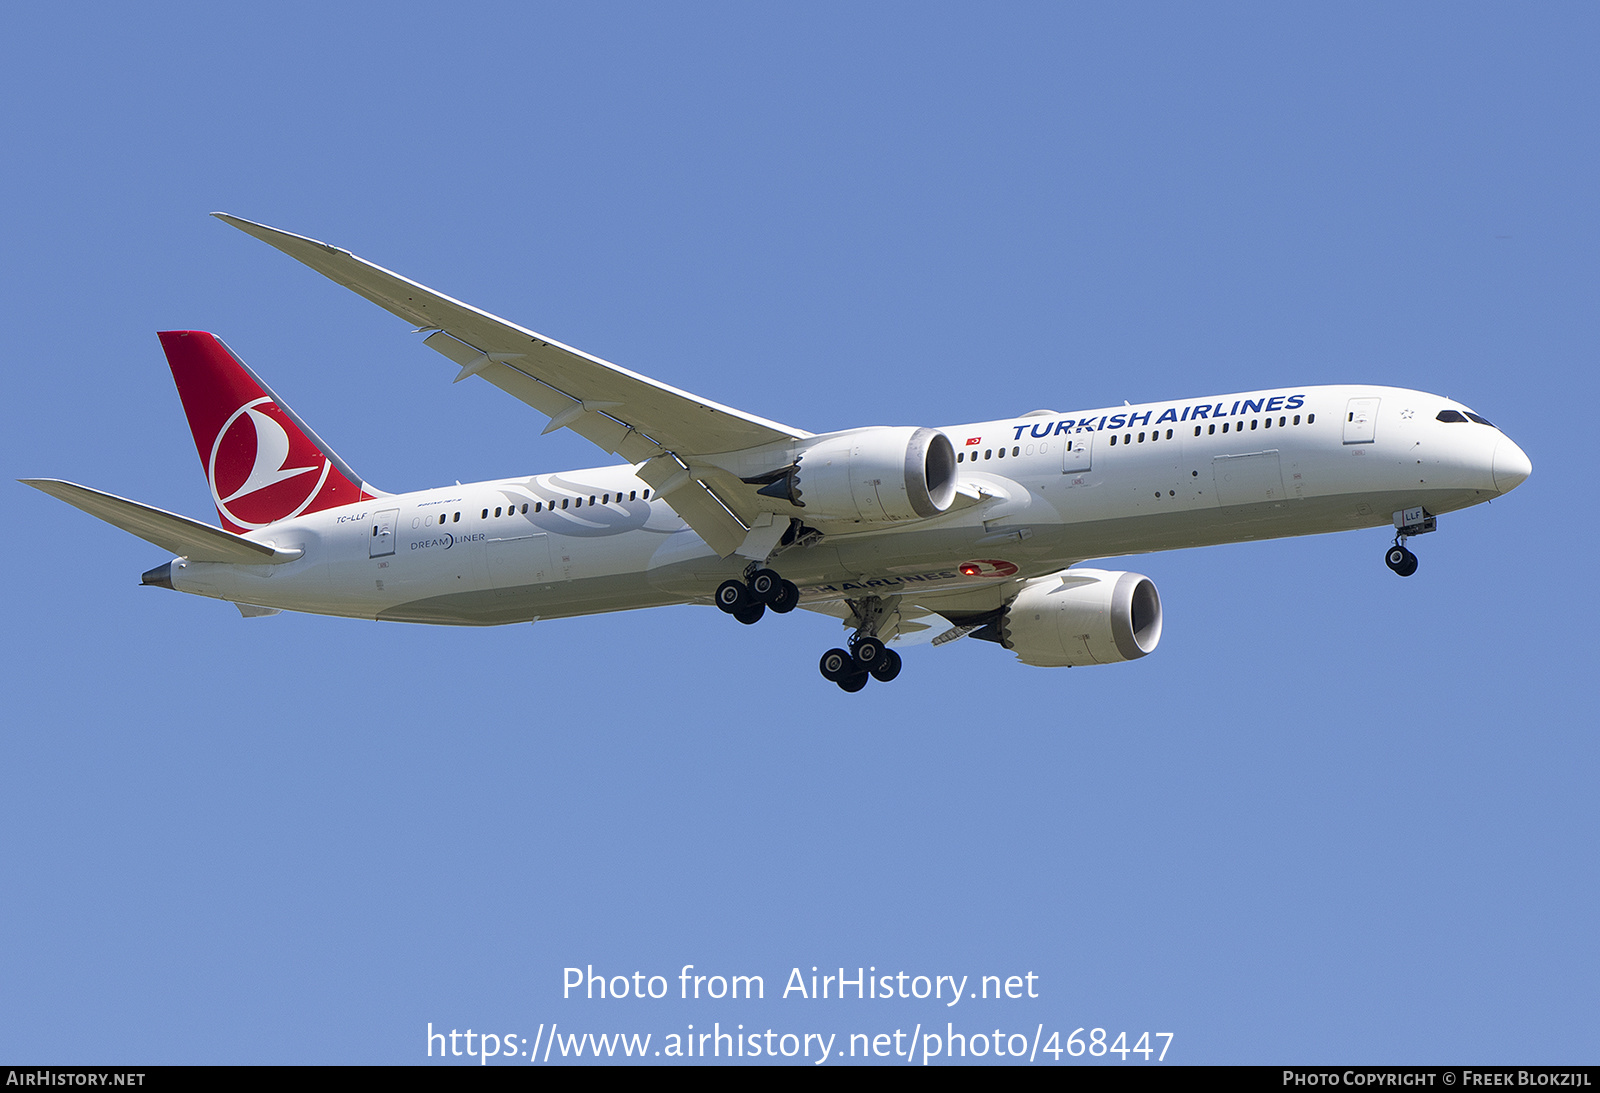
xmin=20 ymin=479 xmax=301 ymax=564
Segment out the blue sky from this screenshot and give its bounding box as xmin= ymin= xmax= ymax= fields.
xmin=2 ymin=3 xmax=1595 ymax=1065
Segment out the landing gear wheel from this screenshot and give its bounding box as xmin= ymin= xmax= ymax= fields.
xmin=1385 ymin=544 xmax=1419 ymax=577
xmin=851 ymin=635 xmax=887 ymax=668
xmin=836 ymin=670 xmax=870 ymax=693
xmin=868 ymin=647 xmax=902 ymax=683
xmin=733 ymin=603 xmax=766 ymax=625
xmin=749 ymin=568 xmax=782 ymax=603
xmin=768 ymin=579 xmax=800 ymax=614
xmin=715 ymin=579 xmax=750 ymax=613
xmin=819 ymin=648 xmax=854 ymax=682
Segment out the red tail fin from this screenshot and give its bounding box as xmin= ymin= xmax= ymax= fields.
xmin=158 ymin=331 xmax=376 ymax=532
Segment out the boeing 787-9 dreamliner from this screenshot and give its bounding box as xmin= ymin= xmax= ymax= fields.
xmin=25 ymin=215 xmax=1532 ymax=691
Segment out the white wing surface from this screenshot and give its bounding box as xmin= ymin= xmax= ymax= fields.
xmin=21 ymin=479 xmax=299 ymax=564
xmin=214 ymin=214 xmax=812 ymax=556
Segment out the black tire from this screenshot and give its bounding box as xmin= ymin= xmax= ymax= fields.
xmin=750 ymin=568 xmax=782 ymax=603
xmin=852 ymin=635 xmax=886 ymax=667
xmin=1397 ymin=550 xmax=1419 ymax=577
xmin=769 ymin=579 xmax=800 ymax=614
xmin=715 ymin=579 xmax=749 ymax=613
xmin=819 ymin=648 xmax=854 ymax=682
xmin=733 ymin=603 xmax=766 ymax=625
xmin=1385 ymin=546 xmax=1407 ymax=572
xmin=837 ymin=670 xmax=870 ymax=693
xmin=869 ymin=647 xmax=902 ymax=683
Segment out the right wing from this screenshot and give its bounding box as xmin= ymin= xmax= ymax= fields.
xmin=21 ymin=479 xmax=301 ymax=565
xmin=214 ymin=214 xmax=813 ymax=556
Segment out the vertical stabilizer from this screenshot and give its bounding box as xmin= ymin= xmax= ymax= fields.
xmin=157 ymin=331 xmax=378 ymax=532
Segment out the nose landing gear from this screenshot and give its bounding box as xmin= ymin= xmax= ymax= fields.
xmin=1384 ymin=506 xmax=1435 ymax=578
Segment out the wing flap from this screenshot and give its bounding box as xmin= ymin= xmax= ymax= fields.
xmin=21 ymin=479 xmax=298 ymax=565
xmin=634 ymin=457 xmax=748 ymax=558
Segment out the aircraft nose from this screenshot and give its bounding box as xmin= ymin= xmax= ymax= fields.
xmin=1492 ymin=436 xmax=1532 ymax=494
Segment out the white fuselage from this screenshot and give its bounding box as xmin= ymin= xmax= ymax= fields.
xmin=165 ymin=384 xmax=1528 ymax=624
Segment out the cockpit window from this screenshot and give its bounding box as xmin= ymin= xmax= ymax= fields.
xmin=1466 ymin=413 xmax=1495 ymax=428
xmin=1436 ymin=410 xmax=1468 ymax=423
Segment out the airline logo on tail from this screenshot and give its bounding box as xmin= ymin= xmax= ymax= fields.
xmin=208 ymin=397 xmax=333 ymax=528
xmin=159 ymin=330 xmax=371 ymax=532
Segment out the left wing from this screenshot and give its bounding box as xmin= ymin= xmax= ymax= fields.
xmin=214 ymin=214 xmax=811 ymax=556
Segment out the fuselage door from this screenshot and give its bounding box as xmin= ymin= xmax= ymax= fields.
xmin=370 ymin=508 xmax=398 ymax=558
xmin=1213 ymin=451 xmax=1287 ymax=506
xmin=1062 ymin=432 xmax=1093 ymax=474
xmin=1343 ymin=398 xmax=1380 ymax=444
xmin=487 ymin=532 xmax=556 ymax=592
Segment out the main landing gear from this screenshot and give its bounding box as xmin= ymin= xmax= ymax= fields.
xmin=714 ymin=566 xmax=799 ymax=625
xmin=1384 ymin=506 xmax=1436 ymax=578
xmin=818 ymin=594 xmax=903 ymax=693
xmin=819 ymin=636 xmax=902 ymax=692
xmin=715 ymin=572 xmax=905 ymax=693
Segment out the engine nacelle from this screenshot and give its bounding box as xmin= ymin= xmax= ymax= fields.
xmin=1001 ymin=569 xmax=1163 ymax=667
xmin=791 ymin=426 xmax=958 ymax=524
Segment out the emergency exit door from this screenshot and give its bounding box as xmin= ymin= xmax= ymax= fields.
xmin=1343 ymin=398 xmax=1380 ymax=444
xmin=1061 ymin=432 xmax=1093 ymax=473
xmin=369 ymin=508 xmax=398 ymax=557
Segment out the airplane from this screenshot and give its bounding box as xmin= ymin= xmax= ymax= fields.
xmin=24 ymin=214 xmax=1533 ymax=692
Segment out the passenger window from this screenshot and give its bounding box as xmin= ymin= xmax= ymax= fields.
xmin=985 ymin=449 xmax=992 ymax=459
xmin=1012 ymin=446 xmax=1019 ymax=457
xmin=1110 ymin=435 xmax=1118 ymax=446
xmin=1307 ymin=413 xmax=1315 ymax=424
xmin=521 ymin=503 xmax=528 ymax=514
xmin=1138 ymin=432 xmax=1145 ymax=443
xmin=1166 ymin=429 xmax=1173 ymax=439
xmin=1208 ymin=424 xmax=1216 ymax=435
xmin=1278 ymin=416 xmax=1286 ymax=427
xmin=1263 ymin=418 xmax=1271 ymax=429
xmin=495 ymin=506 xmax=502 ymax=517
xmin=574 ymin=498 xmax=581 ymax=508
xmin=1194 ymin=426 xmax=1201 ymax=436
xmin=481 ymin=508 xmax=488 ymax=519
xmin=1124 ymin=433 xmax=1131 ymax=444
xmin=1222 ymin=423 xmax=1229 ymax=433
xmin=643 ymin=490 xmax=650 ymax=499
xmin=997 ymin=447 xmax=1005 ymax=458
xmin=1251 ymin=420 xmax=1258 ymax=430
xmin=562 ymin=499 xmax=569 ymax=509
xmin=590 ymin=496 xmax=596 ymax=505
xmin=1293 ymin=414 xmax=1301 ymax=425
xmin=630 ymin=491 xmax=637 ymax=501
xmin=603 ymin=494 xmax=610 ymax=504
xmin=535 ymin=502 xmax=542 ymax=513
xmin=453 ymin=512 xmax=460 ymax=522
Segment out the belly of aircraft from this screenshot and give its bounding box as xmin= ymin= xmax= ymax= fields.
xmin=366 ymin=483 xmax=1492 ymax=626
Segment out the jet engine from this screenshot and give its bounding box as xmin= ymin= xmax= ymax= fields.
xmin=1000 ymin=568 xmax=1163 ymax=667
xmin=779 ymin=427 xmax=958 ymax=525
